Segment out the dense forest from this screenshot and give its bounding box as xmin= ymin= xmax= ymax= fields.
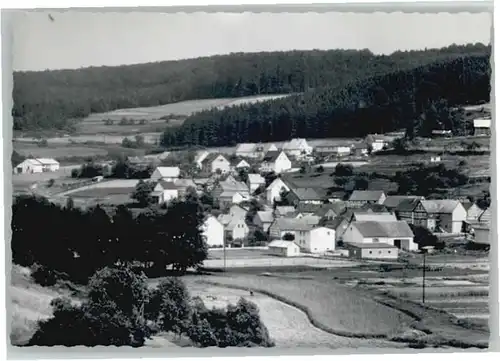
xmin=161 ymin=52 xmax=491 ymax=147
xmin=13 ymin=43 xmax=489 ymax=131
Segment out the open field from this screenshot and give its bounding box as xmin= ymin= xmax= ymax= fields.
xmin=181 ymin=281 xmax=403 ymax=349
xmin=189 ymin=273 xmax=415 ymax=338
xmin=13 ymin=143 xmax=109 ymax=159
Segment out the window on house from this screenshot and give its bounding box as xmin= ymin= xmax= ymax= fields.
xmin=379 ymin=251 xmax=382 ymax=254
xmin=388 ymin=251 xmax=391 ymax=254
xmin=369 ymin=251 xmax=372 ymax=254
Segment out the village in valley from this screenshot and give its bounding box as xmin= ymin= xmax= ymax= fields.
xmin=8 ymin=10 xmax=493 ymax=353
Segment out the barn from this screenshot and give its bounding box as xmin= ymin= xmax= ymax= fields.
xmin=346 ymin=242 xmax=399 ymax=260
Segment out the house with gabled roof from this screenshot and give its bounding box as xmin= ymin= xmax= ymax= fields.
xmin=212 ymin=176 xmax=250 ymax=208
xmin=297 ymin=202 xmax=346 ymax=220
xmin=274 ymin=205 xmax=296 ymax=218
xmin=235 ymin=143 xmax=259 ymax=158
xmin=365 ymin=134 xmax=395 ymax=152
xmin=14 ymin=158 xmax=60 ymax=174
xmin=266 ymin=177 xmax=291 ymax=205
xmin=151 ymin=180 xmax=179 ymax=204
xmin=247 ymin=173 xmax=266 ymax=194
xmin=383 ymin=195 xmax=425 ymax=211
xmin=463 ymin=202 xmax=484 ymax=222
xmin=282 ymin=138 xmax=313 ymax=158
xmin=478 ymin=207 xmax=491 ymax=226
xmin=286 ymin=187 xmax=324 ymax=206
xmin=199 ymin=153 xmax=231 ymax=174
xmin=253 ymin=211 xmax=275 ymax=232
xmin=217 ymin=213 xmax=249 ymax=242
xmin=201 ymin=216 xmax=224 ymax=247
xmin=420 ymin=200 xmax=466 ymax=233
xmin=150 ymin=166 xmax=181 ymax=181
xmin=233 ymin=158 xmax=251 ymax=171
xmin=395 ymin=198 xmax=436 ymax=230
xmin=260 ymin=150 xmax=291 ymax=174
xmin=343 ymin=220 xmax=417 ymax=251
xmin=348 ymin=190 xmax=386 ymax=208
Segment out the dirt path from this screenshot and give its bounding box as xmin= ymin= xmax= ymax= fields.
xmin=186 ymin=282 xmax=403 ymax=349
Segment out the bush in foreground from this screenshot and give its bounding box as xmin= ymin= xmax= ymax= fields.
xmin=29 ymin=266 xmax=151 ymax=347
xmin=187 ymin=297 xmax=274 ymax=348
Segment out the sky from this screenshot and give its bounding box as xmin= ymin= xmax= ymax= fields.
xmin=10 ymin=11 xmax=492 ymax=71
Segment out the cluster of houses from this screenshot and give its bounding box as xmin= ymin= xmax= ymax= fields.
xmin=198 ymin=170 xmax=492 ymax=259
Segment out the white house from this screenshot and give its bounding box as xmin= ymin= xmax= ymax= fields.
xmin=343 ymin=220 xmax=417 ymax=251
xmin=150 ymin=166 xmax=181 ymax=181
xmin=260 ymin=151 xmax=292 ymax=174
xmin=302 ymin=226 xmax=336 ymax=254
xmin=269 ymin=217 xmax=313 ymax=240
xmin=213 ymin=177 xmax=250 ymax=208
xmin=247 ymin=173 xmax=265 ymax=194
xmin=282 ymin=138 xmax=313 ymax=157
xmin=199 ymin=153 xmax=231 ymax=174
xmin=365 ymin=134 xmax=393 ymax=152
xmin=268 ymin=240 xmax=301 ymax=257
xmin=253 ymin=211 xmax=274 ymax=232
xmin=222 ymin=217 xmax=249 ymax=241
xmin=420 ymin=200 xmax=467 ymax=233
xmin=352 ymin=211 xmax=397 ymax=222
xmin=194 ymin=150 xmax=210 ymax=168
xmin=201 ymin=216 xmax=224 ymax=247
xmin=14 ymin=158 xmax=60 ymax=174
xmin=151 ymin=180 xmax=179 ymax=204
xmin=234 ymin=159 xmax=251 ymax=170
xmin=265 ymin=177 xmax=290 ymax=205
xmin=228 ymin=204 xmax=249 ymax=219
xmin=235 ymin=143 xmax=260 ymax=158
xmin=473 ymin=118 xmax=491 ymax=136
xmin=465 ymin=202 xmax=484 ymax=222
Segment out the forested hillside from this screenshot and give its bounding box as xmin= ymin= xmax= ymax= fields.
xmin=160 ymin=53 xmax=491 ymax=147
xmin=13 ymin=43 xmax=489 ymax=131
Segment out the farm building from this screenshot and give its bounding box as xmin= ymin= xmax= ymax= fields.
xmin=267 ymin=240 xmax=301 ymax=257
xmin=383 ymin=195 xmax=424 ymax=211
xmin=286 ymin=187 xmax=324 ymax=206
xmin=321 ymin=216 xmax=350 ymax=242
xmin=343 ymin=220 xmax=417 ymax=251
xmin=478 ymin=207 xmax=491 ymax=226
xmin=260 ymin=150 xmax=292 ymax=174
xmin=269 ymin=217 xmax=313 ymax=240
xmin=14 ymin=158 xmax=60 ymax=174
xmin=348 ymin=190 xmax=386 ymax=208
xmin=365 ymin=134 xmax=393 ymax=152
xmin=235 ymin=143 xmax=260 ymax=158
xmin=201 ymin=216 xmax=224 ymax=247
xmin=396 ymin=198 xmax=437 ymax=230
xmin=420 ymin=200 xmax=467 ymax=233
xmin=247 ymin=173 xmax=265 ymax=194
xmin=346 ymin=243 xmax=398 ymax=260
xmin=266 ymin=178 xmax=291 ymax=205
xmin=352 ymin=142 xmax=369 ymax=156
xmin=473 ymin=118 xmax=491 ymax=136
xmin=315 ymin=142 xmax=352 ymax=156
xmin=352 ymin=211 xmax=397 ymax=222
xmin=464 ymin=202 xmax=484 ymax=222
xmin=219 ymin=192 xmax=250 ymax=206
xmin=430 ymin=156 xmax=441 ymax=163
xmin=282 ymin=138 xmax=313 ymax=158
xmin=150 ymin=166 xmax=180 ymax=181
xmin=253 ymin=211 xmax=274 ymax=232
xmin=473 ymin=225 xmax=490 ymax=244
xmin=297 ymin=202 xmax=346 ymax=220
xmin=151 ymin=180 xmax=179 ymax=204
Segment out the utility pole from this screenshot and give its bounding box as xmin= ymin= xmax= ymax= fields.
xmin=421 ymin=246 xmax=434 ymax=304
xmin=223 ymin=237 xmax=226 ymax=272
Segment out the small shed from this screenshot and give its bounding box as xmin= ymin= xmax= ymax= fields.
xmin=346 ymin=242 xmax=398 ymax=260
xmin=268 ymin=240 xmax=300 ymax=257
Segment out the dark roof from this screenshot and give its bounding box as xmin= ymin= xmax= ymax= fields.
xmin=201 ymin=153 xmax=227 ymax=165
xmin=395 ymin=198 xmax=422 ymax=212
xmin=297 ymin=202 xmax=347 ymax=216
xmin=352 ymin=221 xmax=414 ymax=238
xmin=321 ymin=216 xmax=347 ymax=230
xmin=349 ymin=190 xmax=385 ymax=202
xmin=383 ymin=195 xmax=423 ymax=209
xmin=290 ymin=187 xmax=322 ymax=201
xmin=360 ymin=203 xmax=389 ymax=213
xmin=346 ymin=242 xmax=398 ymax=249
xmin=157 ymin=180 xmax=177 ymax=189
xmin=262 ymin=150 xmax=282 ymax=163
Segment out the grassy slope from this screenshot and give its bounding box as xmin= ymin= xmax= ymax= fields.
xmin=9 ymin=265 xmax=82 ymax=346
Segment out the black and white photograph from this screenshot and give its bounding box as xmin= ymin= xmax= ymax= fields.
xmin=3 ymin=5 xmax=495 ymax=354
